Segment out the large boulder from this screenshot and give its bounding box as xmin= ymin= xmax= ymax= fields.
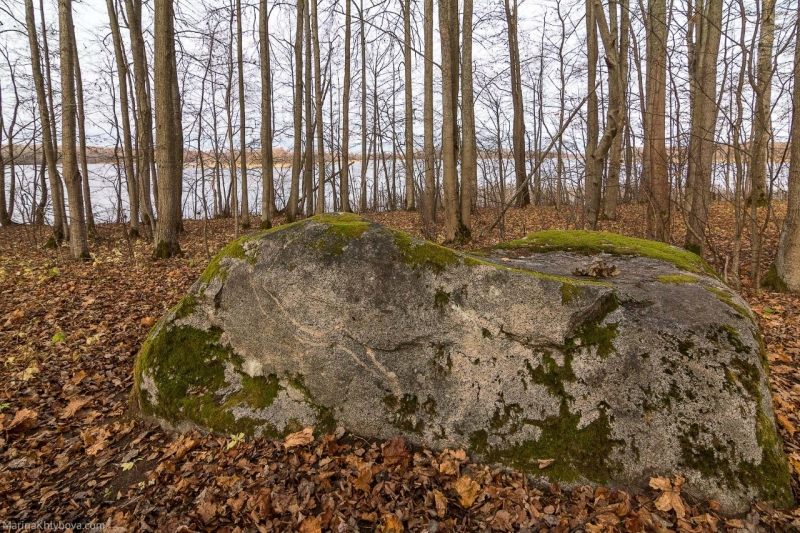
xmin=133 ymin=213 xmax=792 ymax=512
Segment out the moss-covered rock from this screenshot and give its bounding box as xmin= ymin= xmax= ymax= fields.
xmin=488 ymin=230 xmax=714 ymax=274
xmin=132 ymin=214 xmax=791 ymax=512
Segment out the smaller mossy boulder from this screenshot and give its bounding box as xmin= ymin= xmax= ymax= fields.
xmin=133 ymin=214 xmax=792 ymax=512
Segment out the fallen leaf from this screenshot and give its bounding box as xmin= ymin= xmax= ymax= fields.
xmin=60 ymin=398 xmax=89 ymax=419
xmin=538 ymin=458 xmax=555 ymax=469
xmin=433 ymin=489 xmax=447 ymax=518
xmin=382 ymin=514 xmax=403 ymax=533
xmin=284 ymin=427 xmax=314 ymax=449
xmin=141 ymin=317 xmax=156 ymax=327
xmin=4 ymin=408 xmax=38 ymax=433
xmin=649 ymin=475 xmax=686 ymax=519
xmin=777 ymin=413 xmax=796 ymax=437
xmin=454 ymin=476 xmax=480 ymax=508
xmin=354 ymin=463 xmax=373 ymax=493
xmin=197 ymin=500 xmax=217 ymax=523
xmin=299 ymin=515 xmax=322 ymax=533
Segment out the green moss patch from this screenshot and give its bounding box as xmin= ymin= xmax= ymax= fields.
xmin=309 ymin=213 xmax=372 ymax=255
xmin=761 ymin=264 xmax=790 ymax=293
xmin=199 ymin=236 xmax=255 ymax=284
xmin=489 ymin=230 xmax=714 ymax=274
xmin=285 ymin=373 xmax=338 ymax=434
xmin=473 ymin=403 xmax=623 ymax=484
xmin=382 ymin=393 xmax=431 ymax=435
xmin=134 ymin=324 xmax=288 ymax=437
xmin=684 ymin=357 xmax=792 ymax=506
xmin=393 ymin=233 xmax=462 ymax=275
xmin=657 ymin=274 xmax=698 ymax=284
xmin=560 ymin=283 xmax=585 ymax=304
xmin=704 ymin=286 xmax=752 ymax=318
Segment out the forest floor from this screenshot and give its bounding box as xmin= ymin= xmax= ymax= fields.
xmin=1 ymin=202 xmax=800 ymax=532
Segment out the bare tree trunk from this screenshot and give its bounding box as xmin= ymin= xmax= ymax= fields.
xmin=504 ymin=0 xmax=529 ymax=207
xmin=584 ymin=0 xmax=600 ymax=228
xmin=106 ymin=0 xmax=139 ymax=236
xmin=402 ymin=0 xmax=415 ymax=211
xmin=260 ymin=0 xmax=275 ymax=228
xmin=422 ymin=0 xmax=435 ymax=236
xmin=359 ymin=0 xmax=368 ymax=213
xmin=124 ymin=0 xmax=156 ymax=229
xmin=685 ymin=0 xmax=723 ymax=256
xmin=288 ymin=0 xmax=304 ymax=222
xmin=59 ymin=0 xmax=90 ymax=259
xmin=25 ymin=0 xmax=66 ymax=242
xmin=0 ymin=84 xmax=7 ymax=226
xmin=644 ymin=0 xmax=669 ymax=240
xmin=152 ymin=0 xmax=183 ymax=257
xmin=602 ymin=0 xmax=628 ymax=221
xmin=225 ymin=6 xmax=239 ymax=234
xmin=72 ymin=36 xmax=95 ymax=237
xmin=340 ymin=0 xmax=352 ymax=212
xmin=769 ymin=0 xmax=800 ymax=292
xmin=304 ymin=0 xmax=315 ymax=216
xmin=749 ymin=0 xmax=776 ymax=207
xmin=236 ymin=0 xmax=250 ymax=227
xmin=312 ymin=0 xmax=325 ymax=214
xmin=460 ymin=0 xmax=476 ymax=230
xmin=439 ymin=0 xmax=468 ymax=243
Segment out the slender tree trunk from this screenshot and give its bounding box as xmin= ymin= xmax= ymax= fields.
xmin=461 ymin=0 xmax=476 ymax=231
xmin=106 ymin=0 xmax=139 ymax=236
xmin=124 ymin=0 xmax=156 ymax=228
xmin=72 ymin=36 xmax=95 ymax=237
xmin=59 ymin=0 xmax=90 ymax=259
xmin=770 ymin=0 xmax=800 ymax=292
xmin=402 ymin=0 xmax=416 ymax=210
xmin=312 ymin=0 xmax=325 ymax=214
xmin=25 ymin=0 xmax=66 ymax=241
xmin=260 ymin=0 xmax=275 ymax=227
xmin=288 ymin=0 xmax=304 ymax=222
xmin=340 ymin=0 xmax=352 ymax=212
xmin=685 ymin=0 xmax=723 ymax=256
xmin=584 ymin=0 xmax=600 ymax=228
xmin=439 ymin=0 xmax=468 ymax=243
xmin=225 ymin=7 xmax=239 ymax=234
xmin=644 ymin=0 xmax=669 ymax=240
xmin=0 ymin=85 xmax=7 ymax=226
xmin=152 ymin=0 xmax=183 ymax=257
xmin=749 ymin=0 xmax=776 ymax=207
xmin=504 ymin=0 xmax=529 ymax=207
xmin=236 ymin=0 xmax=250 ymax=227
xmin=304 ymin=0 xmax=314 ymax=216
xmin=422 ymin=0 xmax=435 ymax=235
xmin=602 ymin=0 xmax=628 ymax=220
xmin=359 ymin=0 xmax=368 ymax=213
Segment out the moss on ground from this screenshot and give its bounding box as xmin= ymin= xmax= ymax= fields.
xmin=489 ymin=230 xmax=714 ymax=274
